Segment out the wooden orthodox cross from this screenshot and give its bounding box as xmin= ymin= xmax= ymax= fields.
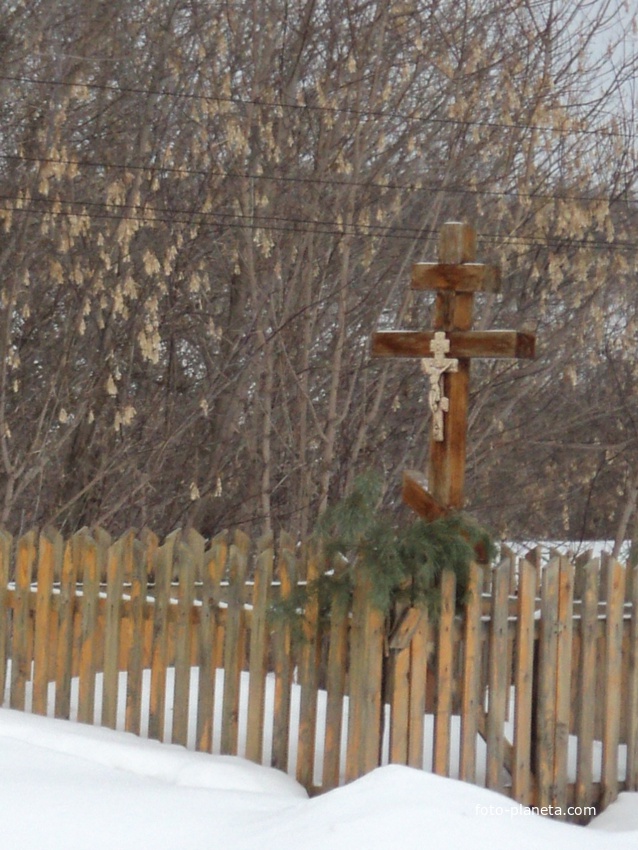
xmin=372 ymin=221 xmax=535 ymax=522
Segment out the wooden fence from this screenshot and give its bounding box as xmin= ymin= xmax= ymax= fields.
xmin=1 ymin=526 xmax=637 ymax=822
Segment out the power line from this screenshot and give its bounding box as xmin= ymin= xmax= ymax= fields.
xmin=0 ymin=192 xmax=633 ymax=252
xmin=1 ymin=151 xmax=635 ymax=208
xmin=0 ymin=193 xmax=427 ymax=240
xmin=0 ymin=72 xmax=634 ymax=140
xmin=0 ymin=190 xmax=435 ymax=236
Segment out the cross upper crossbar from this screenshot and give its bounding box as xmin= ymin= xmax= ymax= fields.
xmin=411 ymin=262 xmax=501 ymax=293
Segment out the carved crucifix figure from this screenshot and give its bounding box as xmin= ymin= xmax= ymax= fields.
xmin=421 ymin=332 xmax=458 ymax=441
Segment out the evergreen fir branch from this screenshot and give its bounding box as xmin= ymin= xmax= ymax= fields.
xmin=275 ymin=472 xmax=498 ymax=630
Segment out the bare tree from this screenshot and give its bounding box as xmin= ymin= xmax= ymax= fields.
xmin=0 ymin=0 xmax=636 ymax=543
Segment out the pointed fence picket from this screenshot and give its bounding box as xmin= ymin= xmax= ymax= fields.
xmin=486 ymin=561 xmax=510 ymax=793
xmin=220 ymin=531 xmax=249 ymax=755
xmin=271 ymin=532 xmax=296 ymax=773
xmin=0 ymin=532 xmax=10 ymax=702
xmin=102 ymin=534 xmax=125 ymax=729
xmin=54 ymin=536 xmax=77 ymax=719
xmin=172 ymin=540 xmax=196 ymax=747
xmin=511 ymin=558 xmax=535 ymax=805
xmin=433 ymin=568 xmax=456 ymax=777
xmin=459 ymin=563 xmax=483 ymax=784
xmin=322 ymin=557 xmax=350 ymax=788
xmin=296 ymin=542 xmax=321 ymax=788
xmin=1 ymin=527 xmax=638 ymax=822
xmin=10 ymin=530 xmax=35 ymax=711
xmin=244 ymin=535 xmax=274 ymax=764
xmin=345 ymin=565 xmax=385 ymax=782
xmin=601 ymin=558 xmax=625 ymax=810
xmin=148 ymin=529 xmax=179 ymax=742
xmin=32 ymin=529 xmax=59 ymax=716
xmin=77 ymin=532 xmax=99 ymax=725
xmin=195 ymin=530 xmax=228 ymax=753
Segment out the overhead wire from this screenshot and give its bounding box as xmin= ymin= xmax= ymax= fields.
xmin=0 ymin=151 xmax=635 ymax=208
xmin=0 ymin=191 xmax=633 ymax=251
xmin=0 ymin=72 xmax=634 ymax=252
xmin=0 ymin=72 xmax=634 ymax=140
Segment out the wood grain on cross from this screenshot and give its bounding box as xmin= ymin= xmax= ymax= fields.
xmin=372 ymin=221 xmax=535 ymax=522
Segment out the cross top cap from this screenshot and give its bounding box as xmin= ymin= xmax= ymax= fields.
xmin=438 ymin=221 xmax=476 ymax=264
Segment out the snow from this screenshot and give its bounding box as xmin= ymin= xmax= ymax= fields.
xmin=1 ymin=707 xmax=638 ymax=850
xmin=503 ymin=540 xmax=631 ymax=563
xmin=3 ymin=655 xmax=638 ymax=848
xmin=10 ymin=667 xmax=617 ymax=788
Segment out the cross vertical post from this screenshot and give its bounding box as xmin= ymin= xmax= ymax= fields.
xmin=429 ymin=222 xmax=475 ymax=509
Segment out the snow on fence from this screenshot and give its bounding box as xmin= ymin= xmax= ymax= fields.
xmin=1 ymin=527 xmax=637 ymax=822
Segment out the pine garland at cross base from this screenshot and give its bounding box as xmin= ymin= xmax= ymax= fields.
xmin=268 ymin=472 xmax=495 ymax=633
xmin=311 ymin=471 xmax=495 ymax=619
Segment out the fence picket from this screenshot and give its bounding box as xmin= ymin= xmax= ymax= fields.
xmin=32 ymin=529 xmax=61 ymax=715
xmin=77 ymin=533 xmax=99 ymax=725
xmin=537 ymin=560 xmax=559 ymax=807
xmin=459 ymin=563 xmax=484 ymax=784
xmin=297 ymin=543 xmax=321 ymax=788
xmin=195 ymin=531 xmax=228 ymax=753
xmin=148 ymin=530 xmax=179 ymax=742
xmin=139 ymin=529 xmax=159 ymax=669
xmin=125 ymin=537 xmax=149 ymax=735
xmin=271 ymin=532 xmax=296 ymax=772
xmin=552 ymin=557 xmax=574 ymax=817
xmin=388 ymin=605 xmax=425 ymax=765
xmin=220 ymin=530 xmax=249 ymax=756
xmin=345 ymin=568 xmax=368 ymax=783
xmin=627 ymin=562 xmax=638 ymax=791
xmin=363 ymin=603 xmax=385 ymax=776
xmin=600 ymin=558 xmax=625 ymax=810
xmin=102 ymin=536 xmax=125 ymax=729
xmin=322 ymin=573 xmax=350 ymax=788
xmin=93 ymin=528 xmax=112 ymax=582
xmin=485 ymin=561 xmax=510 ymax=793
xmin=116 ymin=532 xmax=134 ymax=677
xmin=512 ymin=558 xmax=536 ymax=805
xmin=10 ymin=531 xmax=36 ymax=711
xmin=245 ymin=537 xmax=274 ymax=765
xmin=574 ymin=558 xmax=599 ymax=814
xmin=407 ymin=607 xmax=430 ymax=769
xmin=537 ymin=558 xmax=560 ymax=809
xmin=389 ymin=625 xmax=411 ymax=765
xmin=54 ymin=537 xmax=78 ymax=719
xmin=432 ymin=569 xmax=456 ymax=777
xmin=0 ymin=531 xmax=11 ymax=702
xmin=172 ymin=530 xmax=204 ymax=744
xmin=345 ymin=566 xmax=384 ymax=781
xmin=172 ymin=541 xmax=196 ymax=746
